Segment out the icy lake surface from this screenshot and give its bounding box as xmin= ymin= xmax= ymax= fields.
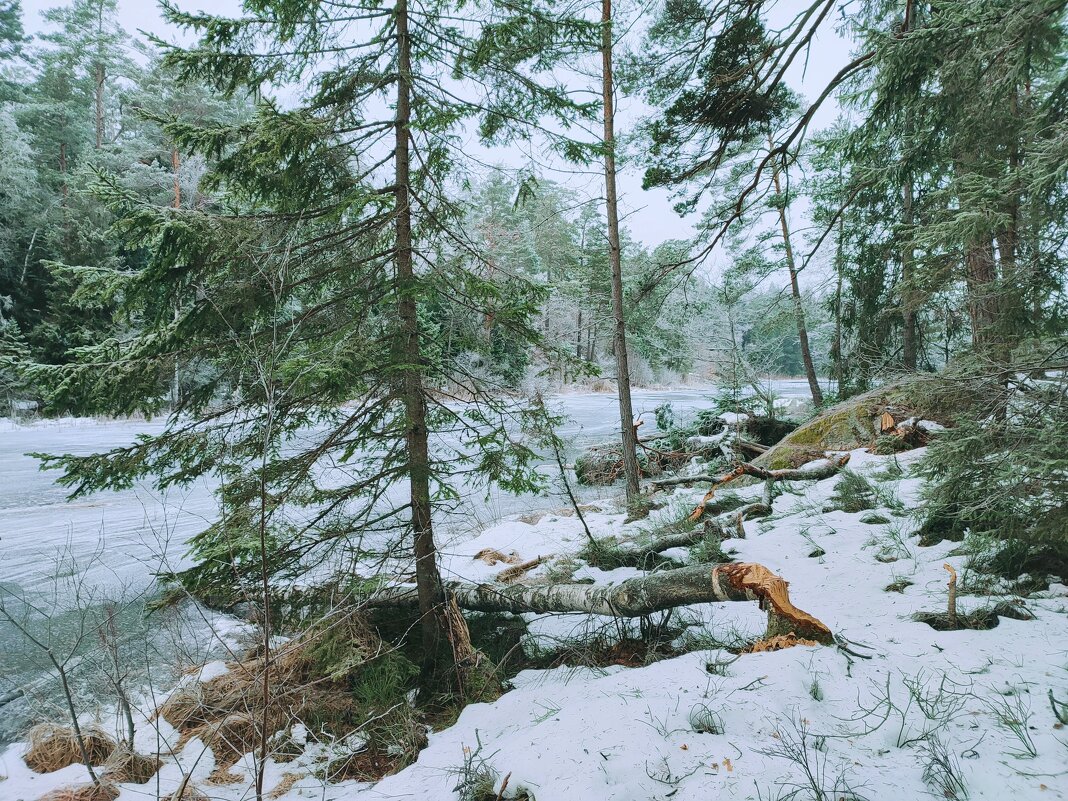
xmin=0 ymin=382 xmax=813 ymax=740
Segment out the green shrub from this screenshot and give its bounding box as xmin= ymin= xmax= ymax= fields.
xmin=916 ymin=375 xmax=1068 ymax=581
xmin=825 ymin=470 xmax=879 ymax=513
xmin=578 ymin=537 xmax=682 ymax=571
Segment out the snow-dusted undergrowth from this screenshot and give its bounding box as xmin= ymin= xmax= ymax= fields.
xmin=2 ymin=447 xmax=1066 ymax=800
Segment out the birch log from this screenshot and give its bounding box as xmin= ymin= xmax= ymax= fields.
xmin=367 ymin=562 xmax=833 ymax=645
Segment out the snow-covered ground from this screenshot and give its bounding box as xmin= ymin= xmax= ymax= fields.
xmin=2 ymin=443 xmax=1065 ymax=800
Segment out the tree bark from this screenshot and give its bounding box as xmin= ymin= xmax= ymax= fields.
xmin=998 ymin=82 xmax=1023 ymax=327
xmin=901 ymin=177 xmax=918 ymax=370
xmin=769 ymin=152 xmax=823 ymax=406
xmin=651 ymin=455 xmax=848 ymax=490
xmin=395 ymin=0 xmax=450 ymax=685
xmin=832 ymin=219 xmax=845 ymax=391
xmin=368 ymin=562 xmax=833 ymax=645
xmin=900 ymin=5 xmax=918 ymax=372
xmin=964 ymin=238 xmax=1000 ymax=358
xmin=94 ymin=62 xmax=105 ymax=149
xmin=59 ymin=142 xmax=70 ymax=255
xmin=612 ymin=517 xmax=728 ymax=558
xmin=59 ymin=142 xmax=68 ymax=204
xmin=171 ymin=148 xmax=181 ymax=209
xmin=661 ymin=454 xmax=850 ymax=522
xmin=602 ymin=0 xmax=640 ymax=503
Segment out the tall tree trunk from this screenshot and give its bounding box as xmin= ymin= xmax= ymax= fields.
xmin=997 ymin=85 xmax=1024 ymax=336
xmin=170 ymin=151 xmax=181 ymax=408
xmin=832 ymin=218 xmax=845 ymax=393
xmin=59 ymin=142 xmax=70 ymax=255
xmin=59 ymin=143 xmax=68 ymax=204
xmin=171 ymin=148 xmax=181 ymax=209
xmin=576 ymin=308 xmax=583 ymax=359
xmin=769 ymin=154 xmax=823 ymax=406
xmin=395 ymin=0 xmax=449 ymax=685
xmin=94 ymin=62 xmax=104 ymax=149
xmin=964 ymin=238 xmax=1000 ymax=358
xmin=901 ymin=176 xmax=918 ymax=370
xmin=602 ymin=0 xmax=640 ymax=502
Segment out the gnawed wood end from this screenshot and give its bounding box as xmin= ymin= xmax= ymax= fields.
xmin=473 ymin=548 xmax=521 ymax=566
xmin=688 ymin=464 xmax=748 ymax=521
xmin=713 ymin=563 xmax=834 ymax=645
xmin=743 ymin=632 xmax=820 ymax=653
xmin=496 ymin=556 xmax=546 ymax=584
xmin=444 ymin=594 xmax=476 ymax=666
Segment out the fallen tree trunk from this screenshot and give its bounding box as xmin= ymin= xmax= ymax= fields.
xmin=733 ymin=437 xmax=769 ymax=456
xmin=638 ymin=520 xmax=723 ymax=552
xmin=367 ymin=562 xmax=833 ymax=644
xmin=651 ymin=455 xmax=848 ymax=490
xmin=649 ymin=455 xmax=850 ymax=522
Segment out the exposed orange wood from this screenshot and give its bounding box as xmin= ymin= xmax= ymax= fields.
xmin=714 ymin=562 xmax=834 ymax=644
xmin=496 ymin=556 xmax=547 ymax=584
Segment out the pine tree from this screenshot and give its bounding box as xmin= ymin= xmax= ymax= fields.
xmin=627 ymin=5 xmax=829 ymax=404
xmin=844 ymin=0 xmax=1068 ymax=364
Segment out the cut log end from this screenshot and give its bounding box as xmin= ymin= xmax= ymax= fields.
xmin=713 ymin=563 xmax=834 ymax=645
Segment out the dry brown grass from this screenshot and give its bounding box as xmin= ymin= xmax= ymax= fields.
xmin=158 ymin=684 xmax=209 ymax=731
xmin=155 ymin=612 xmax=384 ymax=772
xmin=322 ymin=746 xmax=403 ymax=783
xmin=100 ymin=745 xmax=159 ymax=784
xmin=268 ymin=771 xmax=303 ymax=799
xmin=189 ymin=712 xmax=258 ymax=768
xmin=206 ymin=764 xmax=246 ymax=785
xmin=23 ymin=724 xmax=116 ymax=774
xmin=34 ymin=781 xmax=120 ymax=801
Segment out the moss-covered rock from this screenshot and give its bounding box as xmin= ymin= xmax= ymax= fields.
xmin=755 ymin=374 xmax=968 ymax=469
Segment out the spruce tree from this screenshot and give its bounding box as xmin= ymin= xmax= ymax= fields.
xmin=844 ymin=0 xmax=1068 ymax=364
xmin=32 ymin=0 xmax=596 ymax=692
xmin=0 ymin=0 xmax=27 ymax=101
xmin=626 ymin=6 xmax=832 ymax=405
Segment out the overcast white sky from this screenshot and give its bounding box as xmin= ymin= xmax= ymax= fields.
xmin=19 ymin=0 xmax=854 ymax=263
